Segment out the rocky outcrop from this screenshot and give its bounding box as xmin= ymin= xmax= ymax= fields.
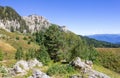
xmin=0 ymin=6 xmax=51 ymax=33
xmin=70 ymin=57 xmax=110 ymax=78
xmin=70 ymin=57 xmax=92 ymax=70
xmin=0 ymin=6 xmax=70 ymax=34
xmin=70 ymin=75 xmax=82 ymax=78
xmin=28 ymin=69 xmax=51 ymax=78
xmin=59 ymin=26 xmax=69 ymax=32
xmin=0 ymin=6 xmax=28 ymax=33
xmin=28 ymin=58 xmax=43 ymax=68
xmin=0 ymin=15 xmax=51 ymax=33
xmin=22 ymin=15 xmax=51 ymax=33
xmin=9 ymin=59 xmax=43 ymax=76
xmin=0 ymin=19 xmax=20 ymax=32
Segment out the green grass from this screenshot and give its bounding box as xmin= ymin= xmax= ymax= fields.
xmin=93 ymin=64 xmax=120 ymax=78
xmin=0 ymin=29 xmax=39 ymax=69
xmin=0 ymin=29 xmax=39 ymax=51
xmin=0 ymin=29 xmax=39 ymax=60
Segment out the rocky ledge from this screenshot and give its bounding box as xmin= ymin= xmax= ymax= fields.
xmin=70 ymin=57 xmax=110 ymax=78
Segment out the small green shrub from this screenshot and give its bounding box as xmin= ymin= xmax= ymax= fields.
xmin=23 ymin=37 xmax=27 ymax=40
xmin=16 ymin=36 xmax=19 ymax=40
xmin=25 ymin=49 xmax=35 ymax=60
xmin=0 ymin=50 xmax=4 ymax=61
xmin=47 ymin=64 xmax=76 ymax=76
xmin=0 ymin=66 xmax=8 ymax=77
xmin=27 ymin=41 xmax=31 ymax=44
xmin=36 ymin=45 xmax=51 ymax=65
xmin=15 ymin=47 xmax=24 ymax=60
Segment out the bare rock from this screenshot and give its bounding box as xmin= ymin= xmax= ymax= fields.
xmin=70 ymin=57 xmax=111 ymax=78
xmin=88 ymin=70 xmax=110 ymax=78
xmin=85 ymin=60 xmax=93 ymax=67
xmin=28 ymin=69 xmax=51 ymax=78
xmin=14 ymin=60 xmax=29 ymax=71
xmin=28 ymin=59 xmax=43 ymax=69
xmin=69 ymin=75 xmax=82 ymax=78
xmin=23 ymin=15 xmax=51 ymax=33
xmin=9 ymin=59 xmax=43 ymax=76
xmin=70 ymin=57 xmax=85 ymax=69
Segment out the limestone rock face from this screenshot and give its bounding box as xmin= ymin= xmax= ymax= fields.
xmin=59 ymin=26 xmax=69 ymax=32
xmin=22 ymin=15 xmax=51 ymax=33
xmin=0 ymin=19 xmax=20 ymax=32
xmin=0 ymin=15 xmax=51 ymax=33
xmin=28 ymin=58 xmax=43 ymax=68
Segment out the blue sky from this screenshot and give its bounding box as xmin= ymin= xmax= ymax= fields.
xmin=0 ymin=0 xmax=120 ymax=35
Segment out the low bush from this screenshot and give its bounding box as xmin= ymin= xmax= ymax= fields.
xmin=23 ymin=37 xmax=27 ymax=40
xmin=47 ymin=64 xmax=76 ymax=76
xmin=0 ymin=50 xmax=4 ymax=61
xmin=0 ymin=66 xmax=8 ymax=77
xmin=36 ymin=45 xmax=51 ymax=65
xmin=16 ymin=36 xmax=19 ymax=40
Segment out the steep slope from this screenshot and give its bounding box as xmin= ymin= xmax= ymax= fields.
xmin=22 ymin=15 xmax=51 ymax=33
xmin=0 ymin=6 xmax=29 ymax=33
xmin=0 ymin=6 xmax=51 ymax=33
xmin=0 ymin=29 xmax=39 ymax=60
xmin=88 ymin=34 xmax=120 ymax=44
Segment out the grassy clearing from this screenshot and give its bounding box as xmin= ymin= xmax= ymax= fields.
xmin=0 ymin=29 xmax=39 ymax=51
xmin=0 ymin=29 xmax=39 ymax=69
xmin=93 ymin=64 xmax=120 ymax=78
xmin=96 ymin=48 xmax=120 ymax=73
xmin=0 ymin=40 xmax=16 ymax=60
xmin=0 ymin=29 xmax=39 ymax=60
xmin=96 ymin=48 xmax=120 ymax=54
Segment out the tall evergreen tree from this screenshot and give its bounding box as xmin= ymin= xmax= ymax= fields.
xmin=44 ymin=25 xmax=64 ymax=61
xmin=36 ymin=45 xmax=51 ymax=65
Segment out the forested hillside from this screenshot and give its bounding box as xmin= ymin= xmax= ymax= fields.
xmin=80 ymin=36 xmax=120 ymax=48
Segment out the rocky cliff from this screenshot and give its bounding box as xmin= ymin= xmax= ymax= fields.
xmin=22 ymin=15 xmax=51 ymax=33
xmin=0 ymin=6 xmax=51 ymax=33
xmin=0 ymin=6 xmax=29 ymax=33
xmin=0 ymin=6 xmax=70 ymax=34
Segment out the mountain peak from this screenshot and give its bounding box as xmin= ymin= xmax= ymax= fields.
xmin=22 ymin=15 xmax=51 ymax=33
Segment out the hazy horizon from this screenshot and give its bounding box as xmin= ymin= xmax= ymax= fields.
xmin=1 ymin=0 xmax=120 ymax=35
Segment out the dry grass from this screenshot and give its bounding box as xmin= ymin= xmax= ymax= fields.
xmin=0 ymin=40 xmax=16 ymax=53
xmin=93 ymin=64 xmax=120 ymax=78
xmin=0 ymin=29 xmax=39 ymax=51
xmin=0 ymin=40 xmax=16 ymax=60
xmin=96 ymin=48 xmax=120 ymax=53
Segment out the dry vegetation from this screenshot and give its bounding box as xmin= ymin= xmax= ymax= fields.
xmin=96 ymin=48 xmax=120 ymax=74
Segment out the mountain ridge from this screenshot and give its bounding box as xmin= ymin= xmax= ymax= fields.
xmin=88 ymin=34 xmax=120 ymax=44
xmin=0 ymin=6 xmax=51 ymax=33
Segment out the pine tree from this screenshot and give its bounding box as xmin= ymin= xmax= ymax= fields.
xmin=36 ymin=45 xmax=51 ymax=65
xmin=44 ymin=25 xmax=64 ymax=62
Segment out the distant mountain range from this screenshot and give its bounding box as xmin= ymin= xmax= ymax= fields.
xmin=88 ymin=34 xmax=120 ymax=44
